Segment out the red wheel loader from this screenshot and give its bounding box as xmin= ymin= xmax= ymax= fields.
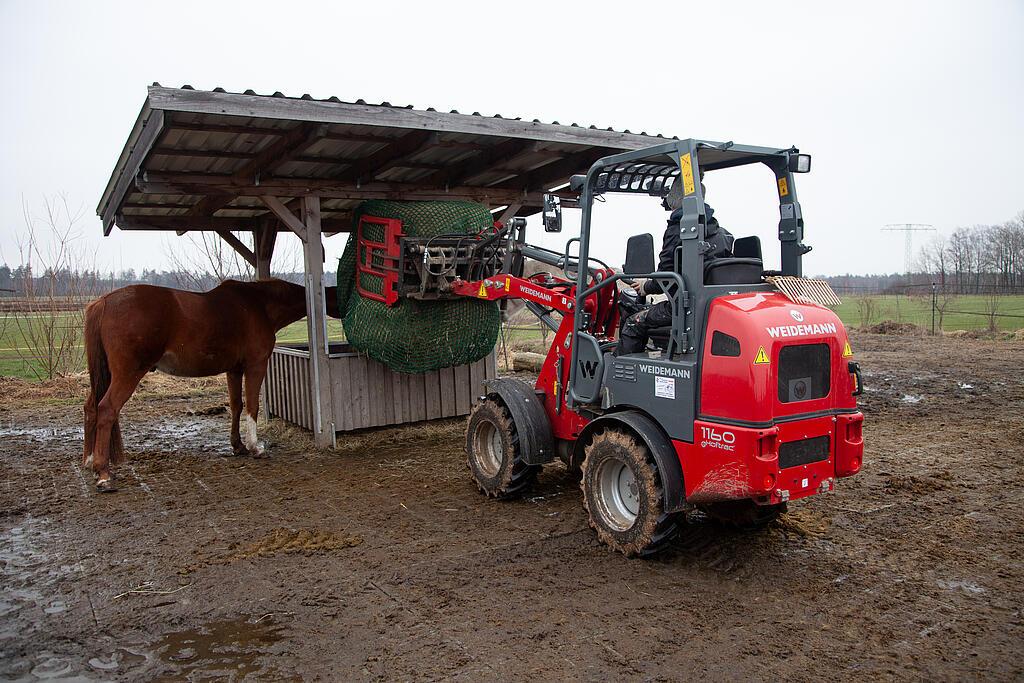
xmin=359 ymin=139 xmax=864 ymax=556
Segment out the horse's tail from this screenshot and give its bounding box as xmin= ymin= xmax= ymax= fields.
xmin=84 ymin=297 xmax=123 ymax=464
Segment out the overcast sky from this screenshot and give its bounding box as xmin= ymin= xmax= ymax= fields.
xmin=1 ymin=0 xmax=1021 ymax=277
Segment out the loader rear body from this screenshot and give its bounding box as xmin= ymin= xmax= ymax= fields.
xmin=361 ymin=137 xmax=865 ymax=556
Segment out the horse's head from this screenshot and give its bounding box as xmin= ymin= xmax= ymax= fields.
xmin=258 ymin=279 xmax=343 ymax=329
xmin=324 ymin=286 xmax=342 ymax=319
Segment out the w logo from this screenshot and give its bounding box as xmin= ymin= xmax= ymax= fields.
xmin=578 ymin=359 xmax=599 ymax=379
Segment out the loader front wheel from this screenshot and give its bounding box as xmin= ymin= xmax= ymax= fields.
xmin=581 ymin=429 xmax=680 ymax=557
xmin=466 ymin=398 xmax=539 ymax=498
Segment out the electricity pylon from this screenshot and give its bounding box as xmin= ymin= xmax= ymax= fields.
xmin=882 ymin=224 xmax=935 ymax=273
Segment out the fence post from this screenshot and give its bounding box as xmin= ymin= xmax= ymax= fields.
xmin=931 ymin=282 xmax=937 ymax=335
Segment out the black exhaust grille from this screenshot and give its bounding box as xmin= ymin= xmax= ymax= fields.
xmin=779 ymin=436 xmax=830 ymax=469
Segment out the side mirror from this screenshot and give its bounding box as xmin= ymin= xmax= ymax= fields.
xmin=788 ymin=154 xmax=811 ymax=173
xmin=623 ymin=233 xmax=655 ymax=275
xmin=543 ymin=194 xmax=562 ymax=233
xmin=568 ymin=174 xmax=586 ymax=192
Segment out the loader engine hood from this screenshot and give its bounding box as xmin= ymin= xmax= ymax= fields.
xmin=698 ymin=291 xmax=858 ymax=426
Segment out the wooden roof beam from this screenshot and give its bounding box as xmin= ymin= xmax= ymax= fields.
xmin=123 ymin=202 xmax=195 ymax=210
xmin=114 ymin=214 xmax=351 ymax=232
xmin=173 ymin=123 xmax=329 ymax=234
xmin=321 ymin=131 xmax=405 ymax=145
xmin=260 ymin=195 xmax=308 ymax=242
xmin=333 ymin=129 xmax=435 ymax=183
xmin=167 ymin=120 xmax=289 ymax=137
xmin=234 ymin=122 xmax=328 ymax=182
xmin=215 ymin=230 xmax=256 ymax=267
xmin=419 ymin=138 xmax=536 ymax=188
xmin=135 ymin=172 xmax=570 ymax=206
xmin=492 ymin=148 xmax=613 ymax=193
xmin=152 ymin=147 xmax=255 ymax=160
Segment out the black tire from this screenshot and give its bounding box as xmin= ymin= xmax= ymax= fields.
xmin=465 ymin=398 xmax=539 ymax=499
xmin=581 ymin=428 xmax=680 ymax=557
xmin=702 ymin=500 xmax=787 ymax=530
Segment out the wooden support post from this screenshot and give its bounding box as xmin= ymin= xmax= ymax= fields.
xmin=301 ymin=195 xmax=334 ymax=448
xmin=255 ymin=220 xmax=278 ymax=422
xmin=254 ymin=223 xmax=277 ymax=280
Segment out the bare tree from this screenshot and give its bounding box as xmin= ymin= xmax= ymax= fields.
xmin=983 ymin=291 xmax=1001 ymax=332
xmin=855 ymin=296 xmax=878 ymax=329
xmin=934 ymin=287 xmax=957 ymax=332
xmin=918 ymin=236 xmax=949 ymax=287
xmin=164 ymin=232 xmax=254 ymax=290
xmin=10 ymin=197 xmax=98 ymax=379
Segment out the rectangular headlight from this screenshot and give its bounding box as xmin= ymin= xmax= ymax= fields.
xmin=789 ymin=154 xmax=812 ymax=173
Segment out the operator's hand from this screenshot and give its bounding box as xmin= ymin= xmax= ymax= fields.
xmin=628 ymin=279 xmax=645 ymax=293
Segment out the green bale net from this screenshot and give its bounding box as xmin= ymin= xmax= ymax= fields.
xmin=337 ymin=200 xmax=500 ymax=374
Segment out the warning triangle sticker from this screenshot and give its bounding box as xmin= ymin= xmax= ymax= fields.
xmin=754 ymin=346 xmax=770 ymax=365
xmin=842 ymin=341 xmax=853 ymax=357
xmin=478 ymin=282 xmax=487 ymax=298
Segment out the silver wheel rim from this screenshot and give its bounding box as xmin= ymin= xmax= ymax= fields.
xmin=595 ymin=457 xmax=640 ymax=531
xmin=474 ymin=420 xmax=503 ymax=477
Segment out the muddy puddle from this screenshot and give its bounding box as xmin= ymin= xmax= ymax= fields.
xmin=0 ymin=424 xmax=83 ymax=441
xmin=148 ymin=616 xmax=296 ymax=681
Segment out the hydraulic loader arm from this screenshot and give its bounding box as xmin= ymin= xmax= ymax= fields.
xmin=449 ymin=274 xmax=576 ymax=314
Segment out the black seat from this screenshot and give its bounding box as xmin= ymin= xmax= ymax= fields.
xmin=624 ymin=234 xmax=764 ymax=352
xmin=733 ymin=235 xmax=762 ymax=259
xmin=704 ymin=257 xmax=763 ymax=285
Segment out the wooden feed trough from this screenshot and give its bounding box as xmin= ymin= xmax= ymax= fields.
xmin=266 ymin=343 xmax=496 ymax=435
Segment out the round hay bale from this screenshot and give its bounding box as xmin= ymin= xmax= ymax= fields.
xmin=337 ymin=201 xmax=500 ymax=374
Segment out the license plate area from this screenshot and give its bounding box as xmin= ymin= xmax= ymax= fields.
xmin=779 ymin=435 xmax=830 ymax=469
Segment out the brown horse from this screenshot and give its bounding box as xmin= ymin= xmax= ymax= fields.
xmin=83 ymin=279 xmax=339 ymax=492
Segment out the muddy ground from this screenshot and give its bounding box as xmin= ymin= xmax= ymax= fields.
xmin=1 ymin=332 xmax=1022 ymax=681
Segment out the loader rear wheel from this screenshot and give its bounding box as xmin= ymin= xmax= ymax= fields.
xmin=466 ymin=398 xmax=539 ymax=499
xmin=581 ymin=429 xmax=680 ymax=557
xmin=702 ymin=500 xmax=787 ymax=530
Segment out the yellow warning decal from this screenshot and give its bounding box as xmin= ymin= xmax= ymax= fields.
xmin=842 ymin=341 xmax=853 ymax=357
xmin=754 ymin=346 xmax=771 ymax=365
xmin=505 ymin=276 xmax=511 ymax=291
xmin=777 ymin=177 xmax=789 ymax=197
xmin=679 ymin=153 xmax=696 ymax=195
xmin=478 ymin=282 xmax=488 ymax=298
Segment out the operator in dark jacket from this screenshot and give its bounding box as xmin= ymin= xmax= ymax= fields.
xmin=617 ymin=180 xmax=733 ymax=356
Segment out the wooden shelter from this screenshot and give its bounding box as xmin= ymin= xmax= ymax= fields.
xmin=98 ymin=84 xmax=670 ymax=446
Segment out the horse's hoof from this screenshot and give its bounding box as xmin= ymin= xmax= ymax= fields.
xmin=250 ymin=445 xmax=268 ymax=458
xmin=96 ymin=478 xmax=118 ymax=493
xmin=230 ymin=446 xmax=248 ymax=457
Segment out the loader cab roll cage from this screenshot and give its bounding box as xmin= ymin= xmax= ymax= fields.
xmin=566 ymin=139 xmax=812 ymax=409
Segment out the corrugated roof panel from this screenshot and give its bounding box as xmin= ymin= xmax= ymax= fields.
xmin=101 ymin=85 xmax=680 ymax=234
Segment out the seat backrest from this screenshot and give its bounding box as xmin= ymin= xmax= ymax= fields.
xmin=704 ymin=257 xmax=763 ymax=285
xmin=733 ymin=235 xmax=762 ymax=259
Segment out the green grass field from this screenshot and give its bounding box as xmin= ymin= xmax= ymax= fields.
xmin=2 ymin=295 xmax=1021 ymax=381
xmin=834 ymin=294 xmax=1024 ymax=332
xmin=0 ymin=313 xmax=346 ymax=381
